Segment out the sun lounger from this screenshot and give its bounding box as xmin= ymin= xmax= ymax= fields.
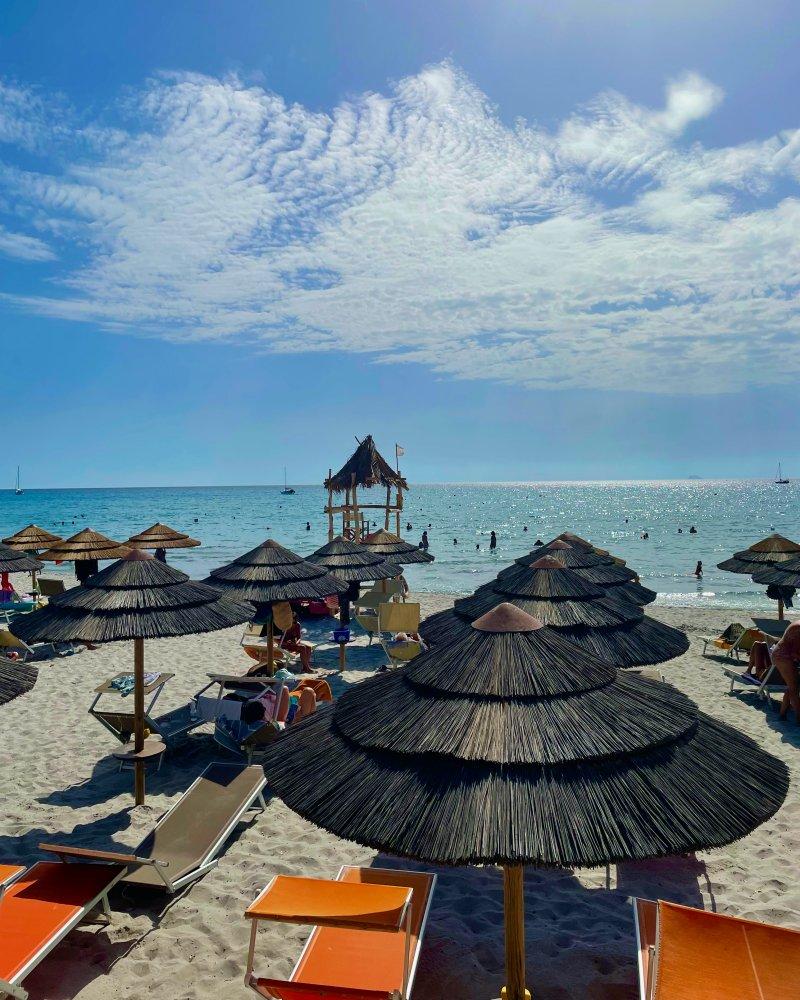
xmin=378 ymin=603 xmax=423 ymax=668
xmin=41 ymin=763 xmax=267 ymax=894
xmin=701 ymin=625 xmax=771 ymax=659
xmin=723 ymin=644 xmax=787 ymax=709
xmin=632 ymin=896 xmax=800 ymax=999
xmin=89 ymin=671 xmax=206 ymax=750
xmin=36 ymin=578 xmax=66 ymax=599
xmin=752 ymin=616 xmax=790 ymax=640
xmin=0 ymin=859 xmax=126 ymax=1000
xmin=245 ymin=865 xmax=436 ymax=1000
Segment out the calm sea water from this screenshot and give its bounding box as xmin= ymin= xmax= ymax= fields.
xmin=1 ymin=481 xmax=798 ymax=610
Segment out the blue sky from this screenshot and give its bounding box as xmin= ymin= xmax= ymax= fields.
xmin=1 ymin=1 xmax=799 ymax=486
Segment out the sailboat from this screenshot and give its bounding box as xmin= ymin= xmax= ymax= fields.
xmin=281 ymin=467 xmax=296 ymax=495
xmin=775 ymin=463 xmax=790 ymax=485
xmin=14 ymin=466 xmax=23 ymax=495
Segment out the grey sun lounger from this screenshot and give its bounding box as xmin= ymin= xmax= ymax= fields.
xmin=41 ymin=763 xmax=267 ymax=894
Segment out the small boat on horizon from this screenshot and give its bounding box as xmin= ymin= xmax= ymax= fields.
xmin=775 ymin=462 xmax=790 ymax=485
xmin=13 ymin=465 xmax=23 ymax=495
xmin=281 ymin=467 xmax=296 ymax=495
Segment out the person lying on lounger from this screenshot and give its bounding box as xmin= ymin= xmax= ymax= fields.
xmin=771 ymin=620 xmax=800 ymax=722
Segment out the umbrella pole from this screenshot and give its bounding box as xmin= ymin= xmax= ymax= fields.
xmin=133 ymin=637 xmax=146 ymax=805
xmin=502 ymin=865 xmax=530 ymax=1000
xmin=267 ymin=619 xmax=275 ymax=675
xmin=778 ymin=596 xmax=785 ymax=621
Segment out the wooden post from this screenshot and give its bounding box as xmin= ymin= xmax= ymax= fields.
xmin=502 ymin=866 xmax=529 ymax=1000
xmin=352 ymin=476 xmax=360 ymax=541
xmin=133 ymin=637 xmax=146 ymax=806
xmin=267 ymin=618 xmax=275 ymax=675
xmin=327 ymin=471 xmax=334 ymax=541
xmin=778 ymin=596 xmax=785 ymax=621
xmin=384 ymin=485 xmax=391 ymax=531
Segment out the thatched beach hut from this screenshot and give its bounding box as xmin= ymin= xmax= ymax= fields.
xmin=13 ymin=551 xmax=253 ymax=803
xmin=718 ymin=533 xmax=800 ymax=619
xmin=324 ymin=435 xmax=408 ymax=541
xmin=261 ymin=603 xmax=788 ymax=999
xmin=419 ymin=556 xmax=689 ymax=666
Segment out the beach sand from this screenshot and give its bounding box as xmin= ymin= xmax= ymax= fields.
xmin=1 ymin=583 xmax=799 ymax=1000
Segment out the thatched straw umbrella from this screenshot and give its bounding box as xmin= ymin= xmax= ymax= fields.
xmin=0 ymin=542 xmax=43 ymax=601
xmin=501 ymin=538 xmax=655 ymax=605
xmin=0 ymin=659 xmax=37 ymax=706
xmin=308 ymin=536 xmax=401 ymax=667
xmin=38 ymin=528 xmax=131 ymax=584
xmin=126 ymin=522 xmax=201 ymax=562
xmin=204 ymin=540 xmax=347 ymax=673
xmin=420 ymin=556 xmax=689 ymax=666
xmin=12 ymin=551 xmax=253 ymax=804
xmin=2 ymin=524 xmax=62 ymax=552
xmin=718 ymin=533 xmax=800 ymax=620
xmin=360 ymin=527 xmax=435 ymax=564
xmin=262 ymin=603 xmax=788 ymax=1000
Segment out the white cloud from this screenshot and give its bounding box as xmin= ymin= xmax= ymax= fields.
xmin=0 ymin=63 xmax=798 ymax=394
xmin=0 ymin=225 xmax=55 ymax=262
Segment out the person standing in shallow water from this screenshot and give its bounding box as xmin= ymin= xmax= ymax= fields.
xmin=490 ymin=531 xmax=497 ymax=551
xmin=420 ymin=530 xmax=429 ymax=550
xmin=694 ymin=561 xmax=703 ymax=578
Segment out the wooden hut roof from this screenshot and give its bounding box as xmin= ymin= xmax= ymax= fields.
xmin=0 ymin=542 xmax=43 ymax=575
xmin=2 ymin=524 xmax=62 ymax=551
xmin=261 ymin=603 xmax=787 ymax=867
xmin=307 ymin=537 xmax=401 ymax=584
xmin=11 ymin=550 xmax=253 ymax=644
xmin=37 ymin=528 xmax=131 ymax=563
xmin=126 ymin=522 xmax=201 ymax=550
xmin=324 ymin=436 xmax=408 ymax=492
xmin=203 ymin=539 xmax=347 ymax=605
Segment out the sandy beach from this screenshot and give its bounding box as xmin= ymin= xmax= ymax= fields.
xmin=1 ymin=583 xmax=798 ymax=1000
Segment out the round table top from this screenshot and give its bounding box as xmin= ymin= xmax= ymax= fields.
xmin=113 ymin=739 xmax=165 ymax=763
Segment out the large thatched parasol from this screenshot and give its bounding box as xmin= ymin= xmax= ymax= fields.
xmin=718 ymin=533 xmax=800 ymax=619
xmin=262 ymin=603 xmax=788 ymax=999
xmin=2 ymin=524 xmax=62 ymax=552
xmin=420 ymin=556 xmax=689 ymax=666
xmin=13 ymin=551 xmax=253 ymax=804
xmin=37 ymin=528 xmax=132 ymax=585
xmin=0 ymin=659 xmax=37 ymax=706
xmin=204 ymin=540 xmax=347 ymax=672
xmin=126 ymin=522 xmax=201 ymax=561
xmin=0 ymin=543 xmax=43 ymax=576
xmin=360 ymin=528 xmax=435 ymax=565
xmin=501 ymin=538 xmax=655 ymax=605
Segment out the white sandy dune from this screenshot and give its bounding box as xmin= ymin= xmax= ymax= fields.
xmin=1 ymin=590 xmax=798 ymax=1000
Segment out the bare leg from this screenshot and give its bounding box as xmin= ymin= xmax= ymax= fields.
xmin=773 ymin=654 xmax=800 ymax=719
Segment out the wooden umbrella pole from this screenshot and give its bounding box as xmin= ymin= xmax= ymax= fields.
xmin=778 ymin=596 xmax=785 ymax=621
xmin=267 ymin=619 xmax=275 ymax=675
xmin=502 ymin=866 xmax=530 ymax=1000
xmin=133 ymin=637 xmax=146 ymax=805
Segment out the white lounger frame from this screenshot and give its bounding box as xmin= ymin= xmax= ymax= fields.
xmin=0 ymin=863 xmax=127 ymax=1000
xmin=631 ymin=897 xmax=656 ymax=1000
xmin=247 ymin=865 xmax=437 ymax=1000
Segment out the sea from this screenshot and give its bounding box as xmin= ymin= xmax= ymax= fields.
xmin=2 ymin=481 xmax=798 ymax=611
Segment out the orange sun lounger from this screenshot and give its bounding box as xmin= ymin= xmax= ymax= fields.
xmin=0 ymin=859 xmax=126 ymax=1000
xmin=633 ymin=897 xmax=800 ymax=1000
xmin=245 ymin=866 xmax=436 ymax=1000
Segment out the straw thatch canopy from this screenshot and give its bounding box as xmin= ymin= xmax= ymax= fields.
xmin=717 ymin=533 xmax=800 ymax=574
xmin=262 ymin=603 xmax=787 ymax=868
xmin=203 ymin=539 xmax=347 ymax=606
xmin=11 ymin=551 xmax=254 ymax=645
xmin=0 ymin=543 xmax=43 ymax=575
xmin=37 ymin=528 xmax=131 ymax=563
xmin=126 ymin=522 xmax=201 ymax=550
xmin=751 ymin=557 xmax=800 ymax=588
xmin=501 ymin=539 xmax=655 ymax=605
xmin=2 ymin=524 xmax=62 ymax=552
xmin=0 ymin=660 xmax=37 ymax=706
xmin=324 ymin=436 xmax=407 ymax=492
xmin=307 ymin=537 xmax=401 ymax=584
xmin=360 ymin=528 xmax=435 ymax=565
xmin=419 ymin=557 xmax=689 ymax=666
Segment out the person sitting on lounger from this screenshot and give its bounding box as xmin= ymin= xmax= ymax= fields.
xmin=279 ymin=613 xmax=313 ymax=672
xmin=771 ymin=620 xmax=800 ymax=722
